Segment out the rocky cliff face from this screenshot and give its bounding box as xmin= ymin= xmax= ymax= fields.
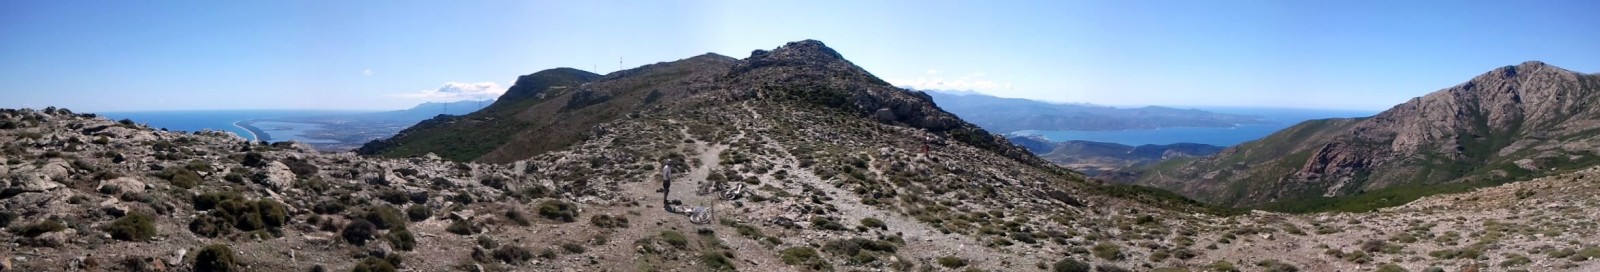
xmin=1137 ymin=61 xmax=1600 ymax=210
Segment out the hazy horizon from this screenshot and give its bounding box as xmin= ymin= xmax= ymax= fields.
xmin=3 ymin=0 xmax=1597 ymax=112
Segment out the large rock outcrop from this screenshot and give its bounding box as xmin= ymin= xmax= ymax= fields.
xmin=1137 ymin=61 xmax=1600 ymax=210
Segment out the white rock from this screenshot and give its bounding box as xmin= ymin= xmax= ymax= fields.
xmin=98 ymin=177 xmax=146 ymax=194
xmin=258 ymin=161 xmax=297 ymax=191
xmin=12 ymin=172 xmax=62 ymax=191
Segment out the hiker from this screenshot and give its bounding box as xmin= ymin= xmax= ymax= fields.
xmin=661 ymin=159 xmax=673 ymax=211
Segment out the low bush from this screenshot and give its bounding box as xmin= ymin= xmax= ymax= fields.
xmin=779 ymin=247 xmax=829 ymax=271
xmin=188 ymin=196 xmax=288 ymax=237
xmin=860 ymin=217 xmax=887 ymax=230
xmin=108 ymin=212 xmax=157 ymax=241
xmin=660 ymin=230 xmax=689 ymax=249
xmin=363 ymin=205 xmax=406 ymax=230
xmin=405 ymin=205 xmax=432 ymax=222
xmin=536 ymin=200 xmax=579 ymax=222
xmin=493 ymin=245 xmax=534 ymax=264
xmin=1092 ymin=242 xmax=1124 ymax=260
xmin=590 ymin=214 xmax=629 ymax=228
xmin=386 ymin=227 xmax=416 ymax=251
xmin=159 ymin=167 xmax=202 ymax=189
xmin=937 ymin=256 xmax=968 ymax=268
xmin=1206 ymin=261 xmax=1239 ymax=272
xmin=351 ymin=256 xmax=398 ymax=272
xmin=194 ymin=244 xmax=236 ymax=272
xmin=341 ymin=219 xmax=377 ymax=246
xmin=0 ymin=211 xmax=16 ymax=228
xmin=10 ymin=220 xmax=66 ymax=237
xmin=1053 ymin=258 xmax=1090 ymax=272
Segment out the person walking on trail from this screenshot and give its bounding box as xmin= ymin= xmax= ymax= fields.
xmin=661 ymin=160 xmax=673 ymax=211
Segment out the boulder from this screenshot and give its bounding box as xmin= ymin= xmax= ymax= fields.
xmin=258 ymin=161 xmax=297 ymax=191
xmin=12 ymin=172 xmax=62 ymax=191
xmin=98 ymin=177 xmax=147 ymax=194
xmin=38 ymin=160 xmax=72 ymax=181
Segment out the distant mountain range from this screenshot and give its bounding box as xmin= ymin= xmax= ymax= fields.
xmin=924 ymin=91 xmax=1267 ymax=132
xmin=1008 ymin=135 xmax=1222 ymax=175
xmin=1133 ymin=61 xmax=1600 ymax=212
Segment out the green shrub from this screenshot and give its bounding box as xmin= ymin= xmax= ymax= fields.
xmin=377 ymin=189 xmax=408 ymax=205
xmin=341 ymin=219 xmax=377 ymax=245
xmin=11 ymin=220 xmax=67 ymax=237
xmin=159 ymin=167 xmax=202 ymax=189
xmin=1052 ymin=258 xmax=1090 ymax=272
xmin=108 ymin=212 xmax=157 ymax=241
xmin=701 ymin=251 xmax=737 ymax=271
xmin=363 ymin=205 xmax=406 ymax=230
xmin=589 ymin=214 xmax=629 ymax=228
xmin=536 ymin=200 xmax=578 ymax=222
xmin=405 ymin=205 xmax=432 ymax=222
xmin=1376 ymin=263 xmax=1408 ymax=272
xmin=937 ymin=256 xmax=968 ymax=268
xmin=493 ymin=245 xmax=534 ymax=264
xmin=0 ymin=211 xmax=16 ymax=228
xmin=193 ymin=191 xmax=243 ymax=211
xmin=194 ymin=244 xmax=236 ymax=272
xmin=1092 ymin=242 xmax=1124 ymax=260
xmin=1206 ymin=260 xmax=1239 ymax=272
xmin=386 ymin=227 xmax=416 ymax=251
xmin=660 ymin=230 xmax=689 ymax=249
xmin=313 ymin=199 xmax=346 ymax=214
xmin=1572 ymin=246 xmax=1600 ymax=262
xmin=860 ymin=217 xmax=887 ymax=230
xmin=255 ymin=200 xmax=288 ymax=228
xmin=1255 ymin=259 xmax=1300 ymax=272
xmin=779 ymin=247 xmax=830 ymax=271
xmin=351 ymin=257 xmax=397 ymax=272
xmin=810 ymin=216 xmax=847 ymax=231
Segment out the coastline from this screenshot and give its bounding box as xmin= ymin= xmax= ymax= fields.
xmin=233 ymin=120 xmax=270 ymax=142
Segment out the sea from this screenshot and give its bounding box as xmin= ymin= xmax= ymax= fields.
xmin=98 ymin=110 xmax=363 ymax=142
xmin=1012 ymin=107 xmax=1379 ymax=147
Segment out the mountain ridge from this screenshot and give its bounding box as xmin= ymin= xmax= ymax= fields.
xmin=1135 ymin=61 xmax=1600 ymax=211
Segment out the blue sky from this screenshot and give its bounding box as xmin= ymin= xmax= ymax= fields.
xmin=2 ymin=1 xmax=1596 ymax=112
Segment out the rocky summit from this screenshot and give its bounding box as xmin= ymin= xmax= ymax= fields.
xmin=4 ymin=42 xmax=1600 ymax=272
xmin=1135 ymin=61 xmax=1600 ymax=212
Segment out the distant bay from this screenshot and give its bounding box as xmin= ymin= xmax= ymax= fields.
xmin=99 ymin=110 xmax=365 ymax=142
xmin=1013 ymin=107 xmax=1376 ymax=147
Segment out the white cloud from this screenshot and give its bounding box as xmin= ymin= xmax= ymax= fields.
xmin=888 ymin=72 xmax=1014 ymax=92
xmin=390 ymin=82 xmax=505 ymax=101
xmin=926 ymin=69 xmax=940 ymax=75
xmin=363 ymin=68 xmax=373 ymax=76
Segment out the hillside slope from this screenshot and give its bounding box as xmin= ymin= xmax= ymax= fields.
xmin=6 ymin=107 xmax=1600 ymax=271
xmin=361 ymin=40 xmax=1035 ymax=166
xmin=1137 ymin=61 xmax=1600 ymax=211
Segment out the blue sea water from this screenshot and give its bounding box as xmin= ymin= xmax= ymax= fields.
xmin=1015 ymin=107 xmax=1379 ymax=147
xmin=99 ymin=110 xmax=360 ymax=142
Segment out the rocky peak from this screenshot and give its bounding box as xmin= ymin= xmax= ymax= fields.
xmin=732 ymin=39 xmax=861 ymax=76
xmin=493 ymin=67 xmax=603 ymax=104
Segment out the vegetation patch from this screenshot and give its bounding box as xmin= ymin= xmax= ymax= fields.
xmin=108 ymin=212 xmax=157 ymax=241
